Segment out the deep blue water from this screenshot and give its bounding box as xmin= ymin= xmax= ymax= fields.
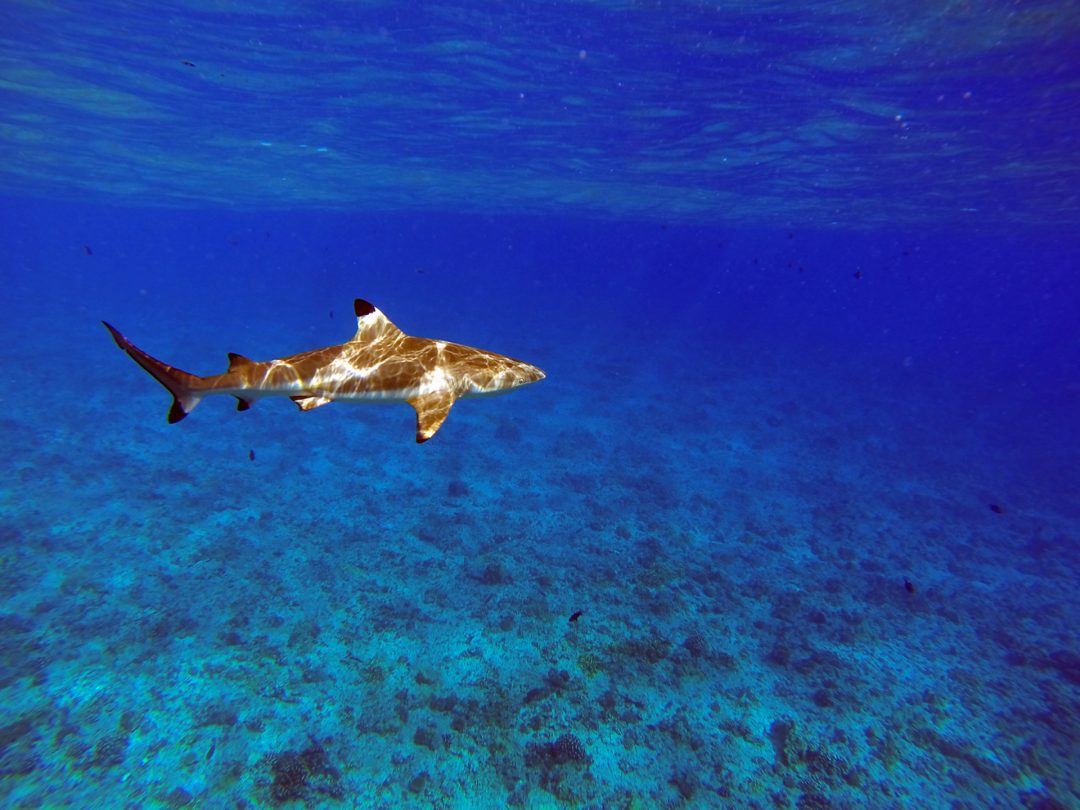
xmin=1 ymin=2 xmax=1078 ymax=809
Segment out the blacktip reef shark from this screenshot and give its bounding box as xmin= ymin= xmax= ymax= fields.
xmin=103 ymin=298 xmax=544 ymax=443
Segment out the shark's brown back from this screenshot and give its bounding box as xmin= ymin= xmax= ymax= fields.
xmin=104 ymin=298 xmax=544 ymax=442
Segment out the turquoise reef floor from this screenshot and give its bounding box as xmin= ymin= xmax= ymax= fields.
xmin=0 ymin=304 xmax=1077 ymax=809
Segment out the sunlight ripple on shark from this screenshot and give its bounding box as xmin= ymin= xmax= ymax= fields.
xmin=103 ymin=298 xmax=545 ymax=443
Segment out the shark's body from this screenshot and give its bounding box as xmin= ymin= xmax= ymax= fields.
xmin=104 ymin=298 xmax=544 ymax=443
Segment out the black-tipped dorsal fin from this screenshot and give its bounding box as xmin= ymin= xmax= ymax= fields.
xmin=351 ymin=298 xmax=404 ymax=344
xmin=227 ymin=352 xmax=256 ymax=371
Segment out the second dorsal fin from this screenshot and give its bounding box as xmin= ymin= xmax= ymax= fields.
xmin=227 ymin=352 xmax=256 ymax=372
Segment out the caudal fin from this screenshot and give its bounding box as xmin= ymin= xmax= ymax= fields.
xmin=102 ymin=321 xmax=205 ymax=423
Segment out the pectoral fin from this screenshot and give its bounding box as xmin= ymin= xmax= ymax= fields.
xmin=291 ymin=395 xmax=333 ymax=411
xmin=407 ymin=391 xmax=457 ymax=443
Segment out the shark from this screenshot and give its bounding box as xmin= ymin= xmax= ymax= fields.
xmin=103 ymin=298 xmax=545 ymax=443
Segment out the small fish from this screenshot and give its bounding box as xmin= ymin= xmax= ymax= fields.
xmin=181 ymin=60 xmax=196 ymax=67
xmin=206 ymin=742 xmax=215 ymax=761
xmin=248 ymin=449 xmax=255 ymax=461
xmin=83 ymin=245 xmax=93 ymax=255
xmin=989 ymin=503 xmax=1003 ymax=514
xmin=523 ymin=686 xmax=546 ymax=704
xmin=568 ymin=610 xmax=583 ymax=623
xmin=903 ymin=578 xmax=915 ymax=594
xmin=853 ymin=271 xmax=862 ymax=279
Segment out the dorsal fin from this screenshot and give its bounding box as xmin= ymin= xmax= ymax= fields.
xmin=350 ymin=298 xmax=404 ymax=344
xmin=227 ymin=352 xmax=256 ymax=371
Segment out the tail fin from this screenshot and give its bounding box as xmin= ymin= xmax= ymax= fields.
xmin=102 ymin=321 xmax=205 ymax=423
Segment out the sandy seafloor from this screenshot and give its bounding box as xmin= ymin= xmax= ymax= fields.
xmin=0 ymin=286 xmax=1078 ymax=810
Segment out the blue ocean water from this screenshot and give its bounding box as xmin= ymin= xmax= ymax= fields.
xmin=1 ymin=2 xmax=1078 ymax=809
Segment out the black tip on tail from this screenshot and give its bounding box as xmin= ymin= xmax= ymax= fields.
xmin=102 ymin=321 xmax=125 ymax=348
xmin=167 ymin=400 xmax=188 ymax=423
xmin=104 ymin=320 xmax=201 ymax=424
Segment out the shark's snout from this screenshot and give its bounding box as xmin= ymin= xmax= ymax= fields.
xmin=518 ymin=362 xmax=545 ymax=385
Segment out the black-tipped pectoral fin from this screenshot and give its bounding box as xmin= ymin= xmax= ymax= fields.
xmin=407 ymin=391 xmax=457 ymax=443
xmin=291 ymin=395 xmax=333 ymax=412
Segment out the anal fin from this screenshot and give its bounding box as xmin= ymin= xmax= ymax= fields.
xmin=291 ymin=395 xmax=333 ymax=412
xmin=407 ymin=391 xmax=457 ymax=443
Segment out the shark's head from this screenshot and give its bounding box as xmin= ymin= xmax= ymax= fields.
xmin=459 ymin=351 xmax=545 ymax=398
xmin=513 ymin=360 xmax=546 ymax=387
